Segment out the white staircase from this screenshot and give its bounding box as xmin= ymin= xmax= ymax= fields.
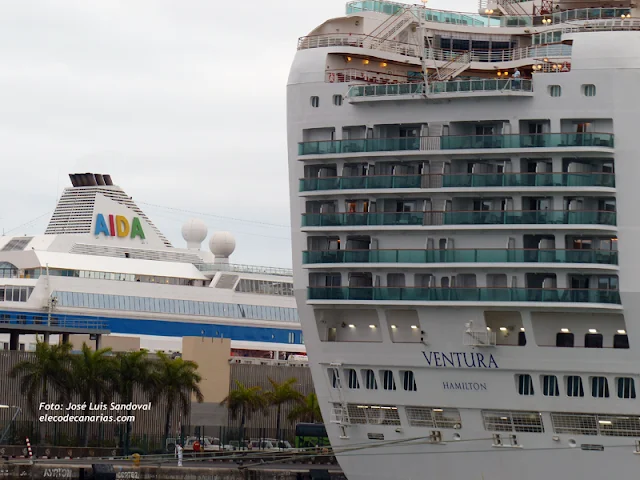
xmin=364 ymin=7 xmax=417 ymax=50
xmin=428 ymin=52 xmax=471 ymax=81
xmin=328 ymin=364 xmax=351 ymax=439
xmin=497 ymin=0 xmax=528 ymax=16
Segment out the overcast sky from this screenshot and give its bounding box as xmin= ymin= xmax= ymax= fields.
xmin=1 ymin=0 xmax=476 ymax=267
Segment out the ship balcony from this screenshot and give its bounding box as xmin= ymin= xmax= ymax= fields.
xmin=301 ymin=210 xmax=616 ymax=229
xmin=307 ymin=286 xmax=621 ymax=306
xmin=347 ymin=79 xmax=533 ymax=102
xmin=299 ymin=172 xmax=615 ymax=193
xmin=302 ymin=248 xmax=618 ymax=267
xmin=297 ymin=133 xmax=614 ymax=157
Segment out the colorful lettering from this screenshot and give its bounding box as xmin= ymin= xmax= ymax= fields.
xmin=94 ymin=214 xmax=110 ymax=236
xmin=115 ymin=215 xmax=130 ymax=237
xmin=130 ymin=217 xmax=145 ymax=239
xmin=94 ymin=214 xmax=145 ymax=239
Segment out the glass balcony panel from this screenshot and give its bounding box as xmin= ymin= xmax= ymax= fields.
xmin=309 ymin=287 xmax=620 ymax=303
xmin=341 ymin=177 xmax=368 ymax=189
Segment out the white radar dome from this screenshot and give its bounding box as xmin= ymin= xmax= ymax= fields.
xmin=181 ymin=218 xmax=208 ymax=250
xmin=209 ymin=231 xmax=236 ymax=259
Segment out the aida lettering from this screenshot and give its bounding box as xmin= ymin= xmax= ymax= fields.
xmin=422 ymin=351 xmax=499 ymax=369
xmin=94 ymin=214 xmax=145 ymax=239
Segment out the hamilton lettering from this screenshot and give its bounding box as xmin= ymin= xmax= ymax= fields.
xmin=422 ymin=351 xmax=499 ymax=369
xmin=443 ymin=381 xmax=488 ymax=391
xmin=94 ymin=214 xmax=145 ymax=239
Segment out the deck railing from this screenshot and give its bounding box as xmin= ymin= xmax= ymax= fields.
xmin=299 ymin=172 xmax=615 ymax=192
xmin=308 ymin=286 xmax=621 ymax=304
xmin=301 ymin=210 xmax=617 ymax=227
xmin=302 ymin=249 xmax=618 ymax=265
xmin=298 ymin=133 xmax=615 ymax=155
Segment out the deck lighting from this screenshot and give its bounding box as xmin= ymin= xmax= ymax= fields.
xmin=520 ymin=328 xmax=525 ymax=332
xmin=599 ymin=420 xmax=612 ymax=425
xmin=621 ymin=13 xmax=631 ymax=19
xmin=497 ymin=71 xmax=502 ymax=76
xmin=433 ymin=408 xmax=443 ymax=412
xmin=363 ymin=59 xmax=369 ymax=65
xmin=561 ymin=328 xmax=570 ymax=333
xmin=542 ymin=18 xmax=551 ymax=25
xmin=346 ymin=56 xmax=352 ymax=62
xmin=369 ymin=324 xmax=376 ymax=328
xmin=484 ymin=9 xmax=494 ymax=14
xmin=411 ymin=325 xmax=418 ymax=329
xmin=499 ymin=327 xmax=508 ymax=332
xmin=348 ymin=324 xmax=355 ymax=328
xmin=391 ymin=325 xmax=397 ymax=329
xmin=486 ymin=327 xmax=491 ymax=331
xmin=589 ymin=329 xmax=598 ymax=333
xmin=618 ymin=329 xmax=626 ymax=334
xmin=380 ymin=62 xmax=387 ymax=67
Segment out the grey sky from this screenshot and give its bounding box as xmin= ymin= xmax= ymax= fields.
xmin=1 ymin=0 xmax=476 ymax=267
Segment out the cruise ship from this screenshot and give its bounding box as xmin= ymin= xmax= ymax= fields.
xmin=287 ymin=0 xmax=636 ymax=478
xmin=0 ymin=172 xmax=303 ymax=360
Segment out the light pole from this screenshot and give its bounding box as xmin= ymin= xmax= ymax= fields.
xmin=0 ymin=404 xmax=22 ymax=445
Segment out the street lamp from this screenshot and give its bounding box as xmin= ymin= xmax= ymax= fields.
xmin=0 ymin=405 xmax=22 ymax=445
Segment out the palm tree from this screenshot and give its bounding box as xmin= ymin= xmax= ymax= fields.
xmin=70 ymin=343 xmax=116 ymax=447
xmin=10 ymin=340 xmax=73 ymax=442
xmin=221 ymin=381 xmax=266 ymax=445
xmin=287 ymin=392 xmax=322 ymax=424
xmin=264 ymin=378 xmax=303 ymax=441
xmin=152 ymin=352 xmax=203 ymax=443
xmin=114 ymin=350 xmax=156 ymax=455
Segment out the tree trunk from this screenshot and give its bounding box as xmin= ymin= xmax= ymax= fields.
xmin=82 ymin=394 xmax=91 ymax=447
xmin=240 ymin=406 xmax=245 ymax=449
xmin=39 ymin=382 xmax=48 ymax=444
xmin=164 ymin=398 xmax=172 ymax=445
xmin=124 ymin=388 xmax=132 ymax=455
xmin=276 ymin=405 xmax=281 ymax=442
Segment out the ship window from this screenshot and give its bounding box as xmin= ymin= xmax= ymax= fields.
xmin=613 ymin=334 xmax=629 ymax=349
xmin=617 ymin=377 xmax=636 ymax=399
xmin=517 ymin=374 xmax=534 ymax=395
xmin=381 ymin=370 xmax=396 ymax=391
xmin=591 ymin=376 xmax=610 ymax=398
xmin=333 ymin=95 xmax=343 ymax=106
xmin=556 ymin=332 xmax=574 ymax=347
xmin=542 ymin=375 xmax=560 ymax=397
xmin=583 ymin=84 xmax=596 ymax=97
xmin=310 ymin=96 xmax=320 ymax=108
xmin=402 ymin=371 xmax=417 ymax=392
xmin=566 ymin=375 xmax=584 ymax=397
xmin=549 ymin=85 xmax=562 ymax=97
xmin=346 ymin=369 xmax=360 ymax=389
xmin=584 ymin=333 xmax=603 ymax=348
xmin=362 ymin=369 xmax=378 ymax=390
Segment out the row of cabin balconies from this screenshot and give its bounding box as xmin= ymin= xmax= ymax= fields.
xmin=302 ymin=248 xmax=618 ymax=266
xmin=299 ymin=171 xmax=615 ymax=192
xmin=307 ymin=271 xmax=621 ymax=305
xmin=303 ymin=196 xmax=616 ymax=229
xmin=298 ymin=132 xmax=615 ymax=156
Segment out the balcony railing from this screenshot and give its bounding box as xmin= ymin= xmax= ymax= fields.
xmin=303 ymin=249 xmax=619 ymax=265
xmin=299 ymin=172 xmax=615 ymax=192
xmin=301 ymin=210 xmax=617 ymax=227
xmin=195 ymin=263 xmax=293 ymax=277
xmin=428 ymin=79 xmax=532 ymax=94
xmin=347 ymin=82 xmax=424 ymax=98
xmin=425 ymin=43 xmax=571 ymax=63
xmin=308 ymin=287 xmax=621 ymax=304
xmin=440 ymin=133 xmax=614 ymax=149
xmin=298 ymin=133 xmax=614 ymax=155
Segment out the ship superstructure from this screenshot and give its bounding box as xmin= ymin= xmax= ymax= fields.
xmin=287 ymin=1 xmax=638 ymax=478
xmin=0 ymin=173 xmax=303 ymax=358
